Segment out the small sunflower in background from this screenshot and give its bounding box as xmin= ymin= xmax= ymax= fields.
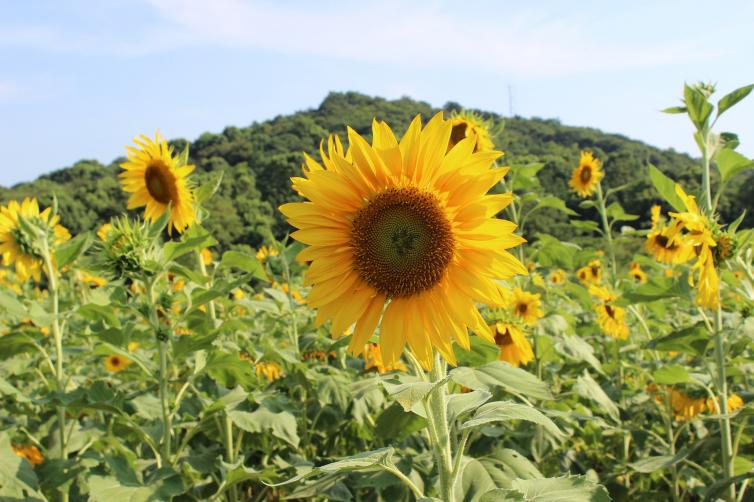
xmin=628 ymin=262 xmax=647 ymax=284
xmin=548 ymin=269 xmax=567 ymax=285
xmin=97 ymin=222 xmax=113 ymax=241
xmin=12 ymin=444 xmax=43 ymax=466
xmin=505 ymin=288 xmax=544 ymax=326
xmin=256 ymin=245 xmax=278 ymax=263
xmin=707 ymin=393 xmax=744 ymax=414
xmin=448 ymin=110 xmax=495 ymax=153
xmin=104 ymin=354 xmax=132 ymax=373
xmin=569 ymin=151 xmax=603 ymax=197
xmin=491 ymin=322 xmax=533 ymax=368
xmin=200 ymin=248 xmax=214 ymax=266
xmin=0 ymin=198 xmax=71 ymax=282
xmin=589 ymin=285 xmax=628 ymax=340
xmin=362 ymin=343 xmax=407 ymax=374
xmin=255 ymin=361 xmax=283 ymax=382
xmin=119 ymin=132 xmax=197 ymax=234
xmin=576 ymin=259 xmax=602 ymax=286
xmin=281 ymin=113 xmax=526 ymax=370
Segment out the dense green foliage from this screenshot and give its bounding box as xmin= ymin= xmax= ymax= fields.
xmin=2 ymin=91 xmax=750 ymax=250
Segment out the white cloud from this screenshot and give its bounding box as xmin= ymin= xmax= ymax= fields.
xmin=140 ymin=0 xmax=720 ymax=77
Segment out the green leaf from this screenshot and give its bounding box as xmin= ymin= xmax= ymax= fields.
xmin=381 ymin=380 xmax=435 ymax=412
xmin=684 ymin=84 xmax=713 ymax=131
xmin=447 ymin=390 xmax=492 ymax=423
xmin=715 ymin=148 xmax=754 ymax=183
xmin=219 ymin=250 xmax=268 ymax=281
xmin=530 ymin=196 xmax=577 ymax=216
xmin=648 ymin=164 xmax=685 ymax=212
xmin=645 ymin=323 xmax=709 ymax=356
xmin=461 ymin=401 xmax=564 ymax=438
xmin=654 ymin=364 xmax=692 ymax=385
xmin=480 ymin=475 xmax=611 ymax=502
xmin=454 ymin=457 xmax=497 ymax=501
xmin=229 ymin=403 xmax=299 ymax=448
xmin=556 ymin=335 xmax=604 ymax=374
xmin=574 ymin=371 xmax=620 ymax=422
xmin=375 ymin=403 xmax=427 ymax=441
xmin=717 ymin=83 xmax=754 ymax=117
xmin=163 ymin=225 xmax=217 ymax=262
xmin=630 ymin=450 xmax=688 ymax=473
xmin=87 ymin=470 xmax=185 ymax=502
xmin=568 ymin=220 xmax=601 ymax=233
xmin=54 ymin=232 xmax=92 ymax=269
xmin=269 ymin=448 xmax=396 ymax=487
xmin=450 ymin=361 xmax=552 ymax=401
xmin=0 ymin=333 xmax=38 ymax=360
xmin=661 ymin=106 xmax=687 ymax=114
xmin=203 ymin=352 xmax=256 ymax=388
xmin=606 ymin=202 xmax=639 ymax=222
xmin=0 ymin=290 xmax=28 ymax=318
xmin=621 ymin=274 xmax=691 ymax=304
xmin=195 ymin=171 xmax=225 ymax=206
xmin=78 ymin=303 xmax=121 ymax=328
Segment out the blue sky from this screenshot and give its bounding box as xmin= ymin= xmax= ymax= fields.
xmin=1 ymin=0 xmax=752 ymax=187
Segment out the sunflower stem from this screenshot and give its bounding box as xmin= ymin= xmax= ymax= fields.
xmin=148 ymin=278 xmax=173 ymax=466
xmin=427 ymin=353 xmax=455 ymax=502
xmin=595 ymin=182 xmax=617 ymax=283
xmin=41 ymin=240 xmax=68 ymax=502
xmin=713 ymin=307 xmax=735 ymax=501
xmin=701 ymin=132 xmax=714 ymax=212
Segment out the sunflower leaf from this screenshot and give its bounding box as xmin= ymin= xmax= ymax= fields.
xmin=449 ymin=361 xmax=552 ymax=401
xmin=460 ymin=401 xmax=564 ymax=438
xmin=54 ymin=232 xmax=92 ymax=269
xmin=717 ymin=83 xmax=754 ymax=118
xmin=648 ymin=164 xmax=685 ymax=212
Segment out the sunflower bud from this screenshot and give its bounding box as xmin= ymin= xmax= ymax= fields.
xmin=714 ymin=232 xmax=736 ymax=264
xmin=91 ymin=217 xmax=161 ymax=280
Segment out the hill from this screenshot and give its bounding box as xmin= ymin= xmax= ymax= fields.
xmin=1 ymin=92 xmax=750 ymax=251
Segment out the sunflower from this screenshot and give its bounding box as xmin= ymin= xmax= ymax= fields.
xmin=576 ymin=259 xmax=602 ymax=286
xmin=448 ymin=110 xmax=495 ymax=153
xmin=668 ymin=388 xmax=706 ymax=420
xmin=127 ymin=342 xmax=140 ymax=352
xmin=363 ymin=343 xmax=407 ymax=373
xmin=505 ymin=288 xmax=544 ymax=326
xmin=492 ymin=322 xmax=533 ymax=368
xmin=97 ymin=223 xmax=113 ymax=241
xmin=707 ymin=393 xmax=744 ymax=414
xmin=256 ymin=245 xmax=278 ymax=263
xmin=589 ymin=285 xmax=628 ymax=339
xmin=255 ymin=361 xmax=283 ymax=382
xmin=568 ymin=151 xmax=603 ymax=197
xmin=668 ymin=185 xmax=720 ymax=309
xmin=628 ymin=262 xmax=647 ymax=284
xmin=548 ymin=269 xmax=567 ymax=285
xmin=200 ymin=248 xmax=213 ymax=265
xmin=104 ymin=354 xmax=131 ymax=373
xmin=79 ymin=271 xmax=107 ymax=288
xmin=280 ymin=113 xmax=527 ymax=369
xmin=119 ymin=132 xmax=196 ymax=234
xmin=12 ymin=445 xmax=43 ymax=466
xmin=0 ymin=198 xmax=71 ymax=282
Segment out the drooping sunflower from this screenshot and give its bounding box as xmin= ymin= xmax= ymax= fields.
xmin=448 ymin=110 xmax=495 ymax=153
xmin=505 ymin=288 xmax=544 ymax=326
xmin=569 ymin=151 xmax=604 ymax=197
xmin=548 ymin=269 xmax=567 ymax=285
xmin=104 ymin=354 xmax=131 ymax=373
xmin=492 ymin=322 xmax=533 ymax=368
xmin=0 ymin=198 xmax=71 ymax=282
xmin=119 ymin=132 xmax=196 ymax=234
xmin=668 ymin=185 xmax=720 ymax=309
xmin=668 ymin=388 xmax=706 ymax=420
xmin=280 ymin=113 xmax=527 ymax=369
xmin=707 ymin=393 xmax=744 ymax=414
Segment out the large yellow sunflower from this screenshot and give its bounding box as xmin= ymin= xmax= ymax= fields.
xmin=492 ymin=322 xmax=533 ymax=368
xmin=0 ymin=198 xmax=70 ymax=282
xmin=569 ymin=151 xmax=604 ymax=197
xmin=448 ymin=110 xmax=496 ymax=153
xmin=505 ymin=287 xmax=544 ymax=326
xmin=280 ymin=113 xmax=527 ymax=369
xmin=119 ymin=133 xmax=197 ymax=234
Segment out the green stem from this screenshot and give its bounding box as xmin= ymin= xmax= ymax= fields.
xmin=196 ymin=249 xmax=218 ymax=326
xmin=157 ymin=338 xmax=172 ymax=463
xmin=41 ymin=242 xmax=68 ymax=502
xmin=595 ymin=182 xmax=617 ymax=282
xmin=382 ymin=464 xmax=425 ymax=500
xmin=701 ymin=133 xmax=713 ymax=211
xmin=713 ymin=307 xmax=735 ymax=501
xmin=427 ymin=354 xmax=454 ymax=502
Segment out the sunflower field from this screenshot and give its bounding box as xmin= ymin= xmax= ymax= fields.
xmin=0 ymin=82 xmax=753 ymax=502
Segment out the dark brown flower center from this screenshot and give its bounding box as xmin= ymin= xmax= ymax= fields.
xmin=351 ymin=187 xmax=454 ymax=298
xmin=494 ymin=328 xmax=514 ymax=346
xmin=110 ymin=357 xmax=121 ymax=367
xmin=654 ymin=234 xmax=677 ymax=250
xmin=145 ymin=161 xmax=177 ymax=204
xmin=579 ymin=166 xmax=592 ymax=183
xmin=605 ymin=305 xmax=616 ymax=319
xmin=516 ymin=302 xmax=528 ymax=315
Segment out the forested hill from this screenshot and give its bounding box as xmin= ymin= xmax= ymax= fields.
xmin=1 ymin=92 xmax=750 ymax=252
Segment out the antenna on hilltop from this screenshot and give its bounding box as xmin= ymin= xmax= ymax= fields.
xmin=508 ymin=85 xmax=514 ymax=117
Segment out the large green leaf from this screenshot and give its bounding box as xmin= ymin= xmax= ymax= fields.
xmin=219 ymin=250 xmax=268 ymax=281
xmin=715 ymin=148 xmax=754 ymax=183
xmin=653 ymin=365 xmax=692 ymax=385
xmin=54 ymin=231 xmax=92 ymax=269
xmin=87 ymin=470 xmax=185 ymax=502
xmin=573 ymin=371 xmax=620 ymax=422
xmin=461 ymin=401 xmax=563 ymax=438
xmin=450 ymin=361 xmax=552 ymax=401
xmin=229 ymin=403 xmax=300 ymax=448
xmin=479 ymin=475 xmax=611 ymax=501
xmin=645 ymin=323 xmax=709 ymax=356
xmin=648 ymin=164 xmax=684 ymax=212
xmin=717 ymin=83 xmax=754 ymax=117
